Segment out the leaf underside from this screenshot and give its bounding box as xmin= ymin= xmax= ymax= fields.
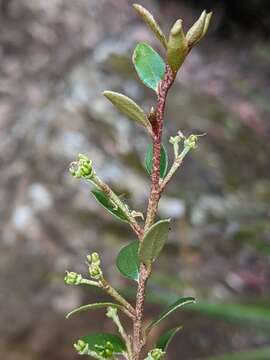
xmin=146 ymin=297 xmax=196 ymax=334
xmin=66 ymin=303 xmax=120 ymax=319
xmin=91 ymin=189 xmax=129 ymax=222
xmin=139 ymin=219 xmax=171 ymax=266
xmin=116 ymin=241 xmax=140 ymax=281
xmin=145 ymin=143 xmax=168 ymax=178
xmin=103 ymin=91 xmax=151 ymax=129
xmin=156 ymin=326 xmax=182 ymax=351
xmin=133 ymin=4 xmax=167 ymax=49
xmin=133 ymin=42 xmax=165 ymax=92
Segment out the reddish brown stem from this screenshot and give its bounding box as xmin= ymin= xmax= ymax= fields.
xmin=132 ymin=65 xmax=175 ymax=360
xmin=144 ymin=65 xmax=175 ymax=231
xmin=132 ymin=264 xmax=150 ymax=358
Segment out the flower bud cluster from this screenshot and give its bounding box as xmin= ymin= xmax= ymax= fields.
xmin=87 ymin=252 xmax=103 ymax=280
xmin=74 ymin=339 xmax=89 ymax=355
xmin=186 ymin=10 xmax=213 ymax=48
xmin=64 ymin=271 xmax=83 ymax=286
xmin=106 ymin=306 xmax=118 ymax=319
xmin=166 ymin=10 xmax=212 ymax=73
xmin=95 ymin=341 xmax=114 ymax=358
xmin=184 ymin=134 xmax=199 ymax=150
xmin=69 ymin=154 xmax=94 ymax=180
xmin=146 ymin=348 xmax=165 ymax=360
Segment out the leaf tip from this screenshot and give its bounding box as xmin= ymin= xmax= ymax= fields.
xmin=103 ymin=90 xmax=111 ymax=98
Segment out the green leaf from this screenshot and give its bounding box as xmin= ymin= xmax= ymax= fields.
xmin=116 ymin=241 xmax=140 ymax=281
xmin=82 ymin=333 xmax=126 ymax=354
xmin=91 ymin=189 xmax=129 ymax=222
xmin=139 ymin=219 xmax=171 ymax=266
xmin=133 ymin=42 xmax=165 ymax=92
xmin=145 ymin=144 xmax=168 ymax=178
xmin=133 ymin=4 xmax=167 ymax=49
xmin=103 ymin=91 xmax=151 ymax=129
xmin=146 ymin=297 xmax=196 ymax=334
xmin=122 ymin=277 xmax=270 ymax=333
xmin=66 ymin=303 xmax=121 ymax=319
xmin=156 ymin=326 xmax=182 ymax=351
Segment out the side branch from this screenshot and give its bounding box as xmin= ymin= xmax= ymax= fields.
xmin=100 ymin=278 xmax=136 ymax=320
xmin=91 ymin=174 xmax=143 ymax=237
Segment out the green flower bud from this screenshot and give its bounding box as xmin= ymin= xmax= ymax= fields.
xmin=89 ymin=264 xmax=103 ymax=280
xmin=64 ymin=271 xmax=83 ymax=285
xmin=74 ymin=339 xmax=88 ymax=354
xmin=184 ymin=134 xmax=198 ymax=149
xmin=147 ymin=348 xmax=165 ymax=360
xmin=95 ymin=341 xmax=114 ymax=358
xmin=106 ymin=306 xmax=118 ymax=319
xmin=91 ymin=252 xmax=101 ymax=265
xmin=167 ymin=19 xmax=188 ymax=73
xmin=69 ymin=154 xmax=94 ymax=179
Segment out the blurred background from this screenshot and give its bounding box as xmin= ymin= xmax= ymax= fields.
xmin=0 ymin=0 xmax=270 ymax=359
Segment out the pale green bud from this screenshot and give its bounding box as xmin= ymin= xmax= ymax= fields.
xmin=91 ymin=252 xmax=100 ymax=265
xmin=89 ymin=264 xmax=103 ymax=280
xmin=186 ymin=10 xmax=212 ymax=48
xmin=202 ymin=12 xmax=213 ymax=38
xmin=106 ymin=306 xmax=118 ymax=319
xmin=74 ymin=339 xmax=88 ymax=354
xmin=95 ymin=341 xmax=114 ymax=358
xmin=167 ymin=19 xmax=188 ymax=73
xmin=169 ymin=134 xmax=181 ymax=145
xmin=69 ymin=154 xmax=94 ymax=179
xmin=86 ymin=252 xmax=100 ymax=265
xmin=64 ymin=271 xmax=83 ymax=285
xmin=184 ymin=134 xmax=198 ymax=149
xmin=147 ymin=348 xmax=165 ymax=360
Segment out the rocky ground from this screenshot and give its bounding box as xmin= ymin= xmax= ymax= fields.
xmin=0 ymin=1 xmax=270 ymax=359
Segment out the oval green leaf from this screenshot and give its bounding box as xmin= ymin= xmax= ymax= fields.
xmin=133 ymin=4 xmax=167 ymax=49
xmin=66 ymin=302 xmax=121 ymax=319
xmin=146 ymin=297 xmax=196 ymax=334
xmin=133 ymin=42 xmax=165 ymax=92
xmin=145 ymin=143 xmax=168 ymax=178
xmin=82 ymin=332 xmax=126 ymax=354
xmin=91 ymin=189 xmax=129 ymax=222
xmin=156 ymin=326 xmax=182 ymax=351
xmin=116 ymin=241 xmax=140 ymax=281
xmin=139 ymin=219 xmax=171 ymax=266
xmin=103 ymin=91 xmax=151 ymax=129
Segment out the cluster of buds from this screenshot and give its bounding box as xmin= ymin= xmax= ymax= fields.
xmin=186 ymin=10 xmax=213 ymax=48
xmin=74 ymin=339 xmax=89 ymax=355
xmin=167 ymin=10 xmax=212 ymax=73
xmin=146 ymin=348 xmax=165 ymax=360
xmin=184 ymin=134 xmax=203 ymax=150
xmin=64 ymin=271 xmax=83 ymax=286
xmin=133 ymin=4 xmax=212 ymax=75
xmin=106 ymin=306 xmax=118 ymax=320
xmin=169 ymin=131 xmax=203 ymax=158
xmin=94 ymin=341 xmax=114 ymax=359
xmin=69 ymin=153 xmax=94 ymax=180
xmin=169 ymin=130 xmax=185 ymax=157
xmin=87 ymin=252 xmax=103 ymax=281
